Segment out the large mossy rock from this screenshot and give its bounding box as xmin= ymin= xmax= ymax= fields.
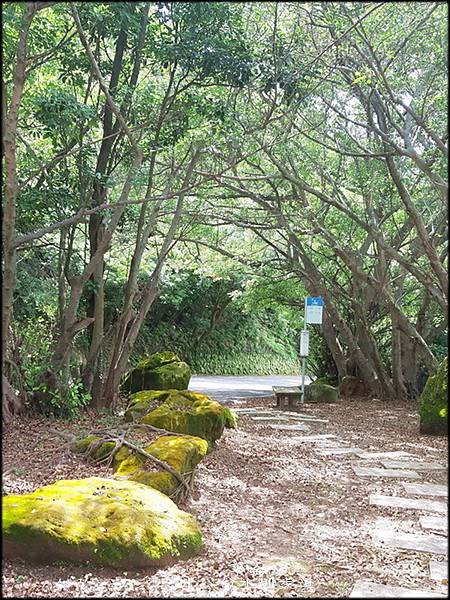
xmin=2 ymin=477 xmax=202 ymax=568
xmin=305 ymin=382 xmax=337 ymax=403
xmin=121 ymin=352 xmax=191 ymax=395
xmin=419 ymin=357 xmax=448 ymax=436
xmin=124 ymin=389 xmax=237 ymax=444
xmin=114 ymin=435 xmax=209 ymax=496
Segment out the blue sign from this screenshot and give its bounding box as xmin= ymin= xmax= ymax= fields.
xmin=305 ymin=296 xmax=324 ymax=324
xmin=306 ymin=296 xmax=324 ymax=306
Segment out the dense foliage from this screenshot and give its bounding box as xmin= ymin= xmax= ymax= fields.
xmin=2 ymin=2 xmax=447 ymax=418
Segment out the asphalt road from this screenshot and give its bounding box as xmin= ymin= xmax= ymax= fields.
xmin=188 ymin=374 xmax=311 ymax=404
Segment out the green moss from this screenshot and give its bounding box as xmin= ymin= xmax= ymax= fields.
xmin=419 ymin=357 xmax=448 ymax=436
xmin=124 ymin=390 xmax=171 ymax=423
xmin=127 ymin=390 xmax=237 ymax=443
xmin=71 ymin=436 xmax=118 ymax=462
xmin=121 ymin=352 xmax=191 ymax=395
xmin=114 ymin=435 xmax=208 ymax=497
xmin=223 ymin=407 xmax=238 ymax=429
xmin=305 ymin=383 xmax=337 ymax=403
xmin=2 ymin=477 xmax=202 ymax=567
xmin=312 ymin=375 xmax=338 ymax=387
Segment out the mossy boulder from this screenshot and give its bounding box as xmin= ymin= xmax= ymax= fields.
xmin=312 ymin=375 xmax=338 ymax=387
xmin=419 ymin=357 xmax=448 ymax=436
xmin=2 ymin=477 xmax=202 ymax=568
xmin=305 ymin=383 xmax=337 ymax=403
xmin=71 ymin=436 xmax=129 ymax=465
xmin=124 ymin=389 xmax=237 ymax=444
xmin=124 ymin=389 xmax=172 ymax=422
xmin=114 ymin=435 xmax=209 ymax=496
xmin=121 ymin=352 xmax=191 ymax=395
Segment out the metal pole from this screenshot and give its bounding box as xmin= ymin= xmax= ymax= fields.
xmin=300 ymin=297 xmax=308 ymax=405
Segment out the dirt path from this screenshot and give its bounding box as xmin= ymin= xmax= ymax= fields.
xmin=2 ymin=396 xmax=448 ymax=597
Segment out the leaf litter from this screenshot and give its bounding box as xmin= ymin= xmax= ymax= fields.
xmin=2 ymin=396 xmax=447 ymax=597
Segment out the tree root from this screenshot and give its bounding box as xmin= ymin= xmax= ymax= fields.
xmin=77 ymin=426 xmax=193 ymax=502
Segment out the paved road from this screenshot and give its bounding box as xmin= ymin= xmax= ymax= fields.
xmin=188 ymin=374 xmax=311 ymax=404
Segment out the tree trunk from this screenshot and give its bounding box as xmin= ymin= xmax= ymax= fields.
xmin=391 ymin=312 xmax=408 ymax=400
xmin=83 ymin=25 xmax=128 ymax=393
xmin=2 ymin=4 xmax=36 ymax=366
xmin=2 ymin=375 xmax=22 ymax=425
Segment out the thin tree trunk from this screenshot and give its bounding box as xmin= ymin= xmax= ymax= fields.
xmin=321 ymin=308 xmax=346 ymax=378
xmin=391 ymin=311 xmax=408 ymax=400
xmin=2 ymin=4 xmax=36 ymax=366
xmin=101 ymin=150 xmax=201 ymax=405
xmin=83 ymin=25 xmax=128 ymax=393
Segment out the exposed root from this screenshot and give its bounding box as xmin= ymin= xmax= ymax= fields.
xmin=75 ymin=425 xmax=194 ymax=501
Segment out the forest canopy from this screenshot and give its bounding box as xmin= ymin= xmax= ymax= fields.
xmin=2 ymin=1 xmax=448 ymax=418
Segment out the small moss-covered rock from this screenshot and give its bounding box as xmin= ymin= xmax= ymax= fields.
xmin=419 ymin=357 xmax=448 ymax=436
xmin=125 ymin=389 xmax=237 ymax=444
xmin=121 ymin=352 xmax=191 ymax=395
xmin=114 ymin=435 xmax=209 ymax=497
xmin=2 ymin=477 xmax=202 ymax=567
xmin=71 ymin=436 xmax=117 ymax=462
xmin=312 ymin=375 xmax=338 ymax=387
xmin=72 ymin=436 xmax=129 ymax=465
xmin=305 ymin=383 xmax=337 ymax=403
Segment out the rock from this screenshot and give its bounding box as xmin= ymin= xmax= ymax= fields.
xmin=339 ymin=375 xmax=370 ymax=397
xmin=304 ymin=383 xmax=337 ymax=403
xmin=71 ymin=435 xmax=125 ymax=464
xmin=419 ymin=357 xmax=448 ymax=436
xmin=121 ymin=352 xmax=191 ymax=395
xmin=124 ymin=389 xmax=237 ymax=444
xmin=2 ymin=477 xmax=202 ymax=567
xmin=114 ymin=435 xmax=209 ymax=497
xmin=312 ymin=375 xmax=338 ymax=387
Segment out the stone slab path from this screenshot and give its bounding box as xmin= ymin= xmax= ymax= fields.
xmin=240 ymin=401 xmax=447 ymax=597
xmin=288 ymin=434 xmax=337 ymax=442
xmin=352 ymin=465 xmax=421 ymax=479
xmin=420 ymin=516 xmax=448 ymax=533
xmin=316 ymin=447 xmax=364 ymax=456
xmin=250 ymin=415 xmax=291 ymax=421
xmin=369 ymin=494 xmax=447 ymax=513
xmin=268 ymin=423 xmax=310 ymax=431
xmin=372 ymin=529 xmax=448 ymax=555
xmin=349 ymin=579 xmax=447 ymax=598
xmin=355 ymin=450 xmax=416 ymax=459
xmin=380 ymin=460 xmax=447 ymax=471
xmin=402 ymin=483 xmax=448 ymax=497
xmin=429 ymin=561 xmax=448 ymax=582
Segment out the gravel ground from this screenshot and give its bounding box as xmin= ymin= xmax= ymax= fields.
xmin=2 ymin=396 xmax=448 ymax=598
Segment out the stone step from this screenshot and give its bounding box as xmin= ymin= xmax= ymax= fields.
xmin=372 ymin=529 xmax=448 ymax=555
xmin=288 ymin=434 xmax=337 ymax=442
xmin=380 ymin=460 xmax=447 ymax=471
xmin=316 ymin=447 xmax=364 ymax=456
xmin=420 ymin=516 xmax=448 ymax=532
xmin=251 ymin=416 xmax=291 ymax=421
xmin=350 ymin=579 xmax=447 ymax=598
xmin=352 ymin=466 xmax=421 ymax=479
xmin=232 ymin=407 xmax=266 ymax=413
xmin=368 ymin=494 xmax=447 ymax=513
xmin=355 ymin=451 xmax=417 ymax=460
xmin=271 ymin=411 xmax=329 ymax=422
xmin=402 ymin=483 xmax=448 ymax=497
xmin=429 ymin=560 xmax=448 ymax=582
xmin=268 ymin=423 xmax=310 ymax=432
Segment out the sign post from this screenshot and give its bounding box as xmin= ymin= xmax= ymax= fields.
xmin=300 ymin=296 xmax=324 ymax=405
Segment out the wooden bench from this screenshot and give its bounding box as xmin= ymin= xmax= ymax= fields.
xmin=272 ymin=386 xmax=301 ymax=410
